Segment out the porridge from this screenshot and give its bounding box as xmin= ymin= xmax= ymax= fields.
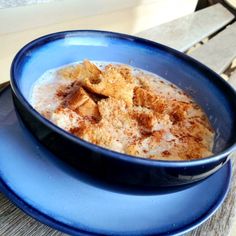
xmin=31 ymin=60 xmax=214 ymax=160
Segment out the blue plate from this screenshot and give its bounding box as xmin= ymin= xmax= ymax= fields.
xmin=0 ymin=87 xmax=232 ymax=235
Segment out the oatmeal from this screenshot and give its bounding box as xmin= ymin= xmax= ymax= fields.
xmin=30 ymin=60 xmax=214 ymax=160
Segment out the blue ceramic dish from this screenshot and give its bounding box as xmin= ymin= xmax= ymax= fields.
xmin=10 ymin=30 xmax=236 ymax=187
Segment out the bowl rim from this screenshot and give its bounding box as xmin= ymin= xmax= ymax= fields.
xmin=10 ymin=29 xmax=236 ymax=168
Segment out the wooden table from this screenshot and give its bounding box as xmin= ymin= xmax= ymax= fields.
xmin=1 ymin=3 xmax=236 ymax=235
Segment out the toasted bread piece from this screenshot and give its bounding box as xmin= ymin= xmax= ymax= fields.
xmin=83 ymin=66 xmax=135 ymax=105
xmin=105 ymin=64 xmax=134 ymax=83
xmin=64 ymin=86 xmax=100 ymax=119
xmin=65 ymin=86 xmax=88 ymax=110
xmin=75 ymin=98 xmax=100 ymax=119
xmin=133 ymin=87 xmax=167 ymax=113
xmin=57 ymin=60 xmax=101 ymax=82
xmin=132 ymin=107 xmax=157 ymax=132
xmin=57 ymin=64 xmax=83 ymax=80
xmin=82 ymin=60 xmax=102 ymax=83
xmin=98 ymin=97 xmax=132 ymax=126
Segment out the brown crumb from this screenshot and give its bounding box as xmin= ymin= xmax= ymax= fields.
xmin=162 ymin=150 xmax=171 ymax=157
xmin=152 ymin=130 xmax=165 ymax=142
xmin=133 ymin=87 xmax=167 ymax=113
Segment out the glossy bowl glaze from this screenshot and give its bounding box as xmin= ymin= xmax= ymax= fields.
xmin=10 ymin=30 xmax=236 ymax=187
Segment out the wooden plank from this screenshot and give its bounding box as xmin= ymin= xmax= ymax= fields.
xmin=189 ymin=22 xmax=236 ymax=74
xmin=0 ymin=193 xmax=65 ymax=236
xmin=228 ymin=69 xmax=236 ymax=89
xmin=136 ymin=3 xmax=234 ymax=52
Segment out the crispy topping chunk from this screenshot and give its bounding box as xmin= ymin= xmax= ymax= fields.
xmin=83 ymin=65 xmax=135 ymax=106
xmin=63 ymin=85 xmax=100 ymax=120
xmin=133 ymin=87 xmax=167 ymax=113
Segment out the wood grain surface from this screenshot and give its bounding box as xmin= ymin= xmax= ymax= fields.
xmin=189 ymin=22 xmax=236 ymax=73
xmin=137 ymin=3 xmax=234 ymax=52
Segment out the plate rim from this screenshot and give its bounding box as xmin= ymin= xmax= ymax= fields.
xmin=0 ymin=162 xmax=231 ymax=236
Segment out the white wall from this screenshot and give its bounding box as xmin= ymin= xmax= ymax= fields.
xmin=0 ymin=0 xmax=198 ymax=35
xmin=0 ymin=0 xmax=198 ymax=83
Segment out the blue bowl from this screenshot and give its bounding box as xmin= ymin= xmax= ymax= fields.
xmin=10 ymin=30 xmax=236 ymax=187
